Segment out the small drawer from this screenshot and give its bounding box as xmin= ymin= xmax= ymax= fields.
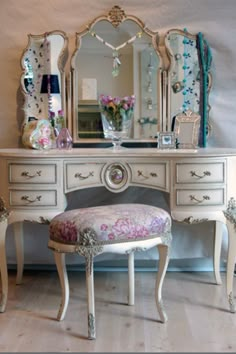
xmin=9 ymin=189 xmax=57 ymax=207
xmin=175 ymin=161 xmax=225 ymax=184
xmin=65 ymin=162 xmax=104 ymax=191
xmin=9 ymin=163 xmax=57 ymax=184
xmin=176 ymin=188 xmax=225 ymax=206
xmin=130 ymin=163 xmax=168 ymax=191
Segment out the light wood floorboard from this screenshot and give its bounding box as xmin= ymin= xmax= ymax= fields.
xmin=0 ymin=270 xmax=236 ymax=352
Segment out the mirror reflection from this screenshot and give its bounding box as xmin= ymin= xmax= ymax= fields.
xmin=165 ymin=28 xmax=212 ymax=146
xmin=71 ymin=7 xmax=162 ymax=144
xmin=165 ymin=29 xmax=200 ymax=130
xmin=21 ymin=31 xmax=68 ymax=128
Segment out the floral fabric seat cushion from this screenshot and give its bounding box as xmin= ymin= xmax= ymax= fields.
xmin=49 ymin=203 xmax=171 ymax=246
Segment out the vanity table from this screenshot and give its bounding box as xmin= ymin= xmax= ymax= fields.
xmin=2 ymin=5 xmax=235 ymax=317
xmin=1 ymin=147 xmax=236 ymax=313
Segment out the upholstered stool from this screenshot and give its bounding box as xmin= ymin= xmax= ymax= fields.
xmin=48 ymin=203 xmax=172 ymax=339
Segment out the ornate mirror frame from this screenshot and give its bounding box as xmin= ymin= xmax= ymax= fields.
xmin=70 ymin=5 xmax=163 ymax=146
xmin=20 ymin=30 xmax=68 ymax=131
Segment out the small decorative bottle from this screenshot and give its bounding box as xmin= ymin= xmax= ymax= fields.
xmin=49 ymin=111 xmax=59 ymax=148
xmin=53 ymin=109 xmax=73 ymax=149
xmin=56 ymin=127 xmax=73 ymax=149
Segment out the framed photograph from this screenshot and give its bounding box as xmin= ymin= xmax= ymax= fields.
xmin=158 ymin=132 xmax=176 ymax=149
xmin=174 ymin=110 xmax=200 ymax=149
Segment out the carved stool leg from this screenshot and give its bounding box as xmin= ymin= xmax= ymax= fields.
xmin=85 ymin=256 xmax=96 ymax=340
xmin=54 ymin=252 xmax=69 ymax=321
xmin=0 ymin=219 xmax=8 ymax=312
xmin=14 ymin=222 xmax=24 ymax=285
xmin=128 ymin=252 xmax=135 ymax=305
xmin=155 ymin=243 xmax=170 ymax=323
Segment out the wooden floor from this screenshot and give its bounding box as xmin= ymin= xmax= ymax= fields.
xmin=0 ymin=269 xmax=236 ymax=352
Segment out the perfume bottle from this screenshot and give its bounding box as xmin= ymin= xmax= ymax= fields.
xmin=56 ymin=128 xmax=73 ymax=149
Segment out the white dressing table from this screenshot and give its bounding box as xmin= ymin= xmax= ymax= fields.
xmin=1 ymin=147 xmax=236 ymax=313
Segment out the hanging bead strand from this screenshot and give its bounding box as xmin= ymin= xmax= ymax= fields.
xmin=88 ymin=28 xmax=143 ymax=77
xmin=182 ymin=28 xmax=189 ymax=112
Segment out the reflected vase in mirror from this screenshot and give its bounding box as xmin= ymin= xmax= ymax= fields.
xmin=99 ymin=95 xmax=135 ymax=149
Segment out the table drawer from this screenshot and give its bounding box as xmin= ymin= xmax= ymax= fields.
xmin=65 ymin=162 xmax=104 ymax=191
xmin=9 ymin=163 xmax=57 ymax=184
xmin=130 ymin=163 xmax=168 ymax=190
xmin=9 ymin=189 xmax=57 ymax=207
xmin=176 ymin=188 xmax=225 ymax=206
xmin=175 ymin=161 xmax=225 ymax=184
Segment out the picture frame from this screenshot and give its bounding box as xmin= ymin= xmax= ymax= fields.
xmin=158 ymin=132 xmax=176 ymax=149
xmin=174 ymin=110 xmax=200 ymax=149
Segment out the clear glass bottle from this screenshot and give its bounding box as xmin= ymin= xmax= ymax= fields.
xmin=56 ymin=128 xmax=73 ymax=149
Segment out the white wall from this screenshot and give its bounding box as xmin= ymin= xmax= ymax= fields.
xmin=1 ymin=0 xmax=235 ymax=268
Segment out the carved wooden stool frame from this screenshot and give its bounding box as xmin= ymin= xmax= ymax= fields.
xmin=48 ymin=229 xmax=172 ymax=340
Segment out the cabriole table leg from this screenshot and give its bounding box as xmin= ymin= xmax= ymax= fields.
xmin=0 ymin=198 xmax=9 ymax=313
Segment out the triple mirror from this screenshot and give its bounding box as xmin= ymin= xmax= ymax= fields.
xmin=21 ymin=6 xmax=212 ymax=147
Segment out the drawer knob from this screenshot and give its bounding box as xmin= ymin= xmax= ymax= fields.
xmin=74 ymin=172 xmax=94 ymax=180
xmin=190 ymin=170 xmax=211 ymax=179
xmin=21 ymin=195 xmax=42 ymax=203
xmin=189 ymin=195 xmax=210 ymax=203
xmin=21 ymin=170 xmax=42 ymax=178
xmin=137 ymin=170 xmax=158 ymax=179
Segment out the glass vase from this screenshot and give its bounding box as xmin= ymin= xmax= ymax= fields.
xmin=56 ymin=128 xmax=73 ymax=149
xmin=101 ymin=110 xmax=133 ymax=149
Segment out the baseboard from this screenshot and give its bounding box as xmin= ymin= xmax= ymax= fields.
xmin=7 ymin=258 xmax=227 ymax=273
